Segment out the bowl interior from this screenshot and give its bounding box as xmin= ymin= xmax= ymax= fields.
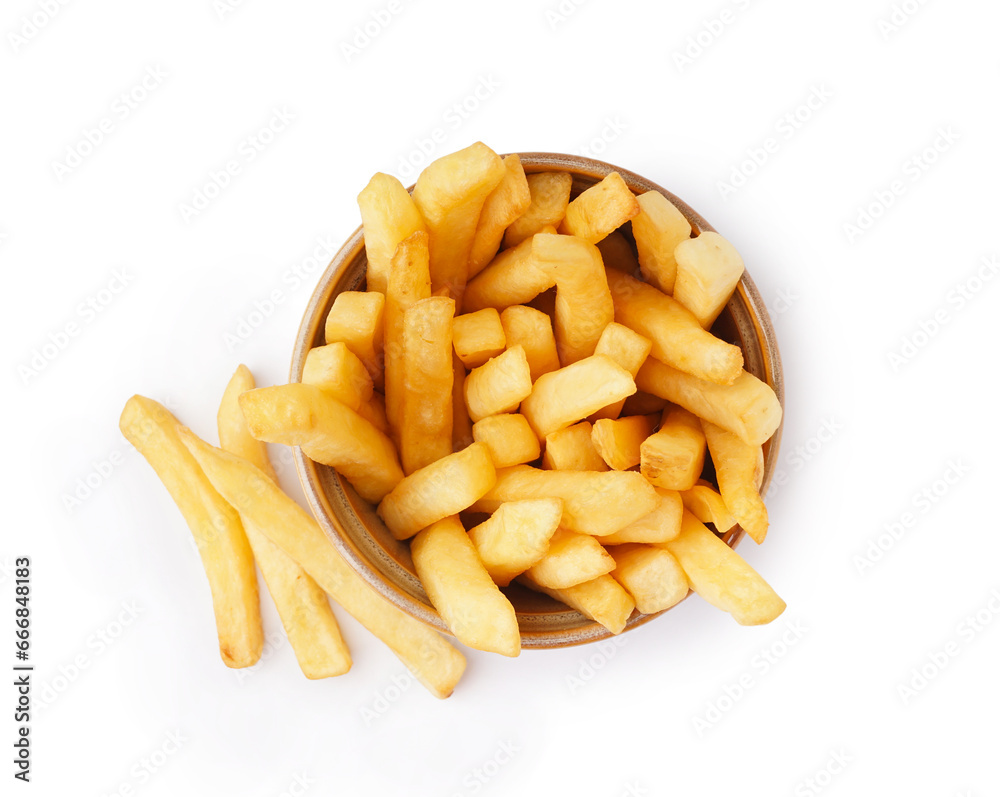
xmin=292 ymin=153 xmax=784 ymax=648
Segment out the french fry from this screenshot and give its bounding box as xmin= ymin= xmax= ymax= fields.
xmin=467 ymin=498 xmax=562 ymax=586
xmin=635 ymin=357 xmax=782 ymax=448
xmin=499 ymin=305 xmax=561 ymax=381
xmin=664 ymin=511 xmax=784 ymax=625
xmin=464 ymin=345 xmax=533 ymax=422
xmin=325 ymin=290 xmax=385 ymax=390
xmin=596 ymin=229 xmax=640 ymax=275
xmin=503 ymin=171 xmax=573 ymax=248
xmin=606 ymin=268 xmax=743 ymax=385
xmin=557 ymin=172 xmax=640 ymax=244
xmin=640 ymin=406 xmax=706 ymax=491
xmin=358 ymin=172 xmax=427 ymax=294
xmin=592 ymin=414 xmax=656 ymax=471
xmin=630 ymin=191 xmax=692 ymax=294
xmin=519 ymin=572 xmax=635 ymax=635
xmin=673 ymin=231 xmax=745 ymax=329
xmin=451 ymin=353 xmax=474 ymax=451
xmin=180 ymin=431 xmax=467 ymax=697
xmin=377 ymin=442 xmax=496 ymax=540
xmin=412 ymin=141 xmax=505 ymax=304
xmin=119 ymin=395 xmax=263 ymax=669
xmin=608 ymin=544 xmax=689 ymax=615
xmin=542 ymin=422 xmax=608 ymax=471
xmin=452 ymin=308 xmax=506 ymax=369
xmin=524 ymin=528 xmax=615 ymax=589
xmin=411 ymin=516 xmax=520 ymax=657
xmin=681 ymin=480 xmax=737 ymax=534
xmin=470 ymin=465 xmax=659 ymax=537
xmin=463 ymin=235 xmax=550 ymax=311
xmin=702 ymin=420 xmax=768 ymax=543
xmin=596 ymin=487 xmax=682 ymax=544
xmin=218 ymin=365 xmax=351 ymax=679
xmin=589 ymin=322 xmax=652 ymax=421
xmin=469 ymin=154 xmax=531 ymax=278
xmin=240 ymin=383 xmax=403 ymax=503
xmin=301 ymin=342 xmax=374 ymax=411
xmin=471 ymin=413 xmax=541 ymax=468
xmin=520 ymin=354 xmax=636 ymax=440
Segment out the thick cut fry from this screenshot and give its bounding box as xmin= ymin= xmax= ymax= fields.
xmin=640 ymin=407 xmax=706 ymax=491
xmin=377 ymin=443 xmax=497 ymax=540
xmin=702 ymin=421 xmax=768 ymax=543
xmin=673 ymin=231 xmax=745 ymax=329
xmin=590 ymin=322 xmax=653 ymax=421
xmin=520 ymin=572 xmax=635 ymax=635
xmin=525 ymin=528 xmax=615 ymax=589
xmin=411 ymin=516 xmax=520 ymax=657
xmin=630 ymin=191 xmax=692 ymax=294
xmin=119 ymin=395 xmax=262 ymax=669
xmin=325 ymin=291 xmax=385 ymax=389
xmin=608 ymin=544 xmax=689 ymax=615
xmin=469 ymin=154 xmax=531 ymax=278
xmin=400 ymin=297 xmax=455 ymax=474
xmin=635 ymin=358 xmax=782 ymax=448
xmin=412 ymin=141 xmax=505 ymax=304
xmin=607 ymin=268 xmax=742 ymax=385
xmin=542 ymin=422 xmax=608 ymax=471
xmin=592 ymin=414 xmax=656 ymax=471
xmin=470 ymin=466 xmax=658 ymax=537
xmin=503 ymin=171 xmax=573 ymax=248
xmin=596 ymin=230 xmax=640 ymax=275
xmin=240 ymin=383 xmax=403 ymax=503
xmin=452 ymin=308 xmax=506 ymax=369
xmin=218 ymin=366 xmax=351 ymax=679
xmin=681 ymin=481 xmax=737 ymax=534
xmin=499 ymin=305 xmax=561 ymax=381
xmin=180 ymin=432 xmax=466 ymax=698
xmin=557 ymin=172 xmax=640 ymax=244
xmin=596 ymin=488 xmax=682 ymax=544
xmin=451 ymin=353 xmax=474 ymax=451
xmin=471 ymin=413 xmax=541 ymax=468
xmin=302 ymin=342 xmax=374 ymax=411
xmin=464 ymin=345 xmax=533 ymax=423
xmin=467 ymin=498 xmax=562 ymax=586
xmin=521 ymin=354 xmax=636 ymax=440
xmin=358 ymin=172 xmax=427 ymax=294
xmin=664 ymin=512 xmax=784 ymax=625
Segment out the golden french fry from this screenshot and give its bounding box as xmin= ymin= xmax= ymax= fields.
xmin=358 ymin=172 xmax=427 ymax=294
xmin=503 ymin=171 xmax=573 ymax=248
xmin=180 ymin=431 xmax=466 ymax=698
xmin=630 ymin=191 xmax=692 ymax=294
xmin=452 ymin=308 xmax=506 ymax=369
xmin=412 ymin=516 xmax=520 ymax=657
xmin=673 ymin=231 xmax=745 ymax=329
xmin=470 ymin=465 xmax=658 ymax=537
xmin=499 ymin=305 xmax=561 ymax=382
xmin=542 ymin=422 xmax=608 ymax=471
xmin=664 ymin=511 xmax=784 ymax=625
xmin=606 ymin=268 xmax=742 ymax=385
xmin=519 ymin=572 xmax=635 ymax=635
xmin=635 ymin=357 xmax=782 ymax=448
xmin=451 ymin=353 xmax=474 ymax=451
xmin=702 ymin=420 xmax=768 ymax=543
xmin=218 ymin=366 xmax=351 ymax=679
xmin=471 ymin=413 xmax=541 ymax=468
xmin=557 ymin=171 xmax=640 ymax=244
xmin=640 ymin=406 xmax=706 ymax=491
xmin=591 ymin=414 xmax=656 ymax=471
xmin=469 ymin=154 xmax=531 ymax=278
xmin=596 ymin=230 xmax=640 ymax=275
xmin=464 ymin=345 xmax=533 ymax=422
xmin=608 ymin=544 xmax=689 ymax=615
xmin=525 ymin=528 xmax=615 ymax=589
xmin=596 ymin=487 xmax=682 ymax=544
xmin=412 ymin=141 xmax=505 ymax=304
xmin=589 ymin=322 xmax=652 ymax=421
xmin=467 ymin=498 xmax=562 ymax=586
xmin=681 ymin=480 xmax=738 ymax=534
xmin=377 ymin=442 xmax=497 ymax=540
xmin=325 ymin=290 xmax=385 ymax=389
xmin=240 ymin=383 xmax=403 ymax=503
xmin=302 ymin=342 xmax=374 ymax=411
xmin=520 ymin=354 xmax=636 ymax=440
xmin=119 ymin=395 xmax=263 ymax=669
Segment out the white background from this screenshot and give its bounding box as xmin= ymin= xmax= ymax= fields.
xmin=4 ymin=0 xmax=1000 ymax=795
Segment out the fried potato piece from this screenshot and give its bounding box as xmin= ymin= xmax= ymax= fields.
xmin=499 ymin=305 xmax=561 ymax=382
xmin=302 ymin=342 xmax=374 ymax=411
xmin=519 ymin=572 xmax=635 ymax=635
xmin=452 ymin=308 xmax=506 ymax=369
xmin=681 ymin=480 xmax=737 ymax=534
xmin=412 ymin=516 xmax=520 ymax=657
xmin=592 ymin=414 xmax=656 ymax=471
xmin=673 ymin=231 xmax=745 ymax=329
xmin=467 ymin=498 xmax=562 ymax=586
xmin=608 ymin=544 xmax=689 ymax=615
xmin=503 ymin=171 xmax=573 ymax=248
xmin=596 ymin=230 xmax=640 ymax=275
xmin=635 ymin=358 xmax=782 ymax=448
xmin=120 ymin=395 xmax=262 ymax=669
xmin=589 ymin=322 xmax=652 ymax=421
xmin=451 ymin=353 xmax=474 ymax=451
xmin=325 ymin=290 xmax=386 ymax=390
xmin=469 ymin=154 xmax=531 ymax=278
xmin=557 ymin=172 xmax=640 ymax=244
xmin=630 ymin=191 xmax=692 ymax=294
xmin=240 ymin=383 xmax=403 ymax=503
xmin=702 ymin=420 xmax=768 ymax=543
xmin=472 ymin=413 xmax=540 ymax=468
xmin=180 ymin=431 xmax=466 ymax=697
xmin=377 ymin=442 xmax=497 ymax=540
xmin=464 ymin=345 xmax=532 ymax=422
xmin=664 ymin=511 xmax=784 ymax=625
xmin=358 ymin=172 xmax=427 ymax=294
xmin=640 ymin=406 xmax=706 ymax=491
xmin=542 ymin=422 xmax=608 ymax=472
xmin=596 ymin=487 xmax=682 ymax=544
xmin=525 ymin=528 xmax=615 ymax=589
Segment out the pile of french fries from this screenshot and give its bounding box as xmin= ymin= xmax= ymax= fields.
xmin=120 ymin=142 xmax=785 ymax=699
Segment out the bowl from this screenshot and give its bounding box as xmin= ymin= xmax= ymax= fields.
xmin=291 ymin=152 xmax=784 ymax=649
